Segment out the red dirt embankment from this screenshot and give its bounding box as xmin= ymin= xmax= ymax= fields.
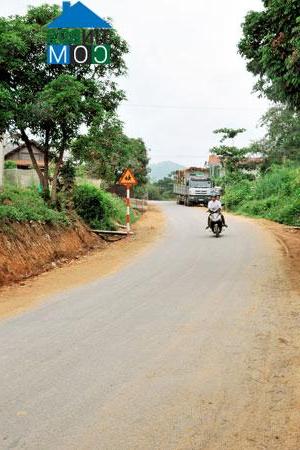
xmin=0 ymin=220 xmax=104 ymax=286
xmin=0 ymin=205 xmax=165 ymax=320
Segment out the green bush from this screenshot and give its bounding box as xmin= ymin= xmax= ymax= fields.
xmin=224 ymin=165 xmax=300 ymax=226
xmin=4 ymin=160 xmax=17 ymax=169
xmin=147 ymin=184 xmax=161 ymax=200
xmin=73 ymin=184 xmax=136 ymax=230
xmin=223 ymin=179 xmax=252 ymax=209
xmin=0 ymin=187 xmax=69 ymax=224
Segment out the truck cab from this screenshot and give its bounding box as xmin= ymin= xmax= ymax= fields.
xmin=186 ymin=176 xmax=213 ymax=206
xmin=173 ymin=167 xmax=214 ymax=206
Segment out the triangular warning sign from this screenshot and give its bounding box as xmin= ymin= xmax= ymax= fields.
xmin=118 ymin=168 xmax=138 ymax=186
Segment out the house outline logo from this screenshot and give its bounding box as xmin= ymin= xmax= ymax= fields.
xmin=47 ymin=1 xmax=112 ymax=29
xmin=46 ymin=1 xmax=112 ymax=65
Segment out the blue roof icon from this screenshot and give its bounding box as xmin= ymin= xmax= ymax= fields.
xmin=47 ymin=1 xmax=112 ymax=29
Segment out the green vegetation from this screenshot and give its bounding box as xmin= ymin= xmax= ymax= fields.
xmin=253 ymin=106 xmax=300 ymax=164
xmin=211 ymin=128 xmax=249 ymax=173
xmin=222 ymin=166 xmax=300 ymax=226
xmin=146 ymin=174 xmax=176 ymax=200
xmin=73 ymin=184 xmax=137 ymax=230
xmin=239 ymin=0 xmax=300 ymax=110
xmin=0 ymin=4 xmax=148 ymax=233
xmin=4 ymin=160 xmax=17 ymax=169
xmin=211 ymin=113 xmax=299 ymax=227
xmin=0 ymin=4 xmax=133 ymax=201
xmin=72 ymin=124 xmax=149 ymax=189
xmin=212 ymin=0 xmax=300 ymax=229
xmin=0 ymin=187 xmax=68 ymax=224
xmin=0 ymin=182 xmax=138 ymax=230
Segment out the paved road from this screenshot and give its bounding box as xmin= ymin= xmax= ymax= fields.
xmin=0 ymin=202 xmax=287 ymax=449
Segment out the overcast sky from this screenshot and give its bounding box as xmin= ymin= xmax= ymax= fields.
xmin=2 ymin=0 xmax=271 ymax=166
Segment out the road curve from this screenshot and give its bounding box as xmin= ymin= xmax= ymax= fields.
xmin=0 ymin=202 xmax=291 ymax=449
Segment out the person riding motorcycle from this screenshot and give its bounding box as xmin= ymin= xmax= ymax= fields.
xmin=206 ymin=193 xmax=228 ymax=229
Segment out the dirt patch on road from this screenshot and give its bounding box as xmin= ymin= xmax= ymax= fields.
xmin=0 ymin=204 xmax=165 ymax=320
xmin=229 ymin=217 xmax=300 ymax=450
xmin=258 ymin=219 xmax=300 ymax=450
xmin=258 ymin=219 xmax=300 ymax=292
xmin=227 ymin=213 xmax=300 ymax=294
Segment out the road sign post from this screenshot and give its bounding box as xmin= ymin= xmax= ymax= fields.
xmin=126 ymin=187 xmax=131 ymax=233
xmin=118 ymin=168 xmax=138 ymax=234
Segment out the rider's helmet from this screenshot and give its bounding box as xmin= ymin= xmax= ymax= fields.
xmin=211 ymin=190 xmax=218 ymax=198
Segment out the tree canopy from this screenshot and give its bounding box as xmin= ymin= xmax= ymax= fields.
xmin=238 ymin=0 xmax=300 ymax=110
xmin=251 ymin=105 xmax=300 ymax=164
xmin=210 ymin=128 xmax=249 ymax=173
xmin=72 ymin=114 xmax=149 ymax=188
xmin=0 ymin=4 xmax=130 ymax=201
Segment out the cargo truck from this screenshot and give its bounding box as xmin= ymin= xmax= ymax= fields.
xmin=173 ymin=167 xmax=215 ymax=206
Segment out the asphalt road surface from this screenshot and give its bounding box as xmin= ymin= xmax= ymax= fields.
xmin=0 ymin=202 xmax=291 ymax=449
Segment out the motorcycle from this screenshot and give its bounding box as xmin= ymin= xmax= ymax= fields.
xmin=208 ymin=209 xmax=223 ymax=237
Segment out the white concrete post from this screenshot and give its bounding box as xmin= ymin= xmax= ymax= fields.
xmin=126 ymin=187 xmax=130 ymax=233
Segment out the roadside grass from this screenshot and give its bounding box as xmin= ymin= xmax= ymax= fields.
xmin=223 ymin=165 xmax=300 ymax=226
xmin=0 ymin=186 xmax=69 ymax=224
xmin=0 ymin=184 xmax=140 ymax=230
xmin=73 ymin=183 xmax=138 ymax=230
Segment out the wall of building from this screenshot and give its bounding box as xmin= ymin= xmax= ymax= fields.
xmin=4 ymin=168 xmax=40 ymax=188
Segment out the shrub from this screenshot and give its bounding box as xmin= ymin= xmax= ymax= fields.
xmin=73 ymin=184 xmax=110 ymax=229
xmin=0 ymin=187 xmax=69 ymax=224
xmin=223 ymin=179 xmax=252 ymax=209
xmin=224 ymin=165 xmax=300 ymax=226
xmin=4 ymin=160 xmax=17 ymax=169
xmin=73 ymin=184 xmax=137 ymax=230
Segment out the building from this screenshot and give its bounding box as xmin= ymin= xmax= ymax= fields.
xmin=207 ymin=154 xmax=264 ymax=178
xmin=207 ymin=155 xmax=224 ymax=178
xmin=4 ymin=142 xmax=44 ymax=170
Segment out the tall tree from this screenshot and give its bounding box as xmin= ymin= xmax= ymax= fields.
xmin=238 ymin=0 xmax=300 ymax=110
xmin=252 ymin=106 xmax=300 ymax=163
xmin=210 ymin=128 xmax=249 ymax=173
xmin=0 ymin=4 xmax=128 ymax=199
xmin=72 ymin=115 xmax=149 ymax=188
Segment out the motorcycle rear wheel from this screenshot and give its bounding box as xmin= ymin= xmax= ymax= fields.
xmin=214 ymin=224 xmax=220 ymax=237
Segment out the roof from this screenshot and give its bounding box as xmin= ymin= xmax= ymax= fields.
xmin=208 ymin=155 xmax=221 ymax=166
xmin=4 ymin=142 xmax=44 ymax=159
xmin=3 ymin=142 xmax=16 ymax=157
xmin=47 ymin=1 xmax=112 ymax=29
xmin=239 ymin=157 xmax=264 ymax=167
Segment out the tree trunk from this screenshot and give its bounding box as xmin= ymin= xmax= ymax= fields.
xmin=21 ymin=129 xmax=46 ymax=190
xmin=43 ymin=128 xmax=50 ymax=198
xmin=51 ymin=147 xmax=64 ymax=204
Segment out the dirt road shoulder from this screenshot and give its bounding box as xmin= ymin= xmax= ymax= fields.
xmin=258 ymin=219 xmax=300 ymax=291
xmin=0 ymin=204 xmax=166 ymax=320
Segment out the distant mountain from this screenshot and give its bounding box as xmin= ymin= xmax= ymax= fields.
xmin=150 ymin=161 xmax=184 ymax=181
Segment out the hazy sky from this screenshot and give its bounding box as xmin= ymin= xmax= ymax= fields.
xmin=2 ymin=0 xmax=270 ymax=166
